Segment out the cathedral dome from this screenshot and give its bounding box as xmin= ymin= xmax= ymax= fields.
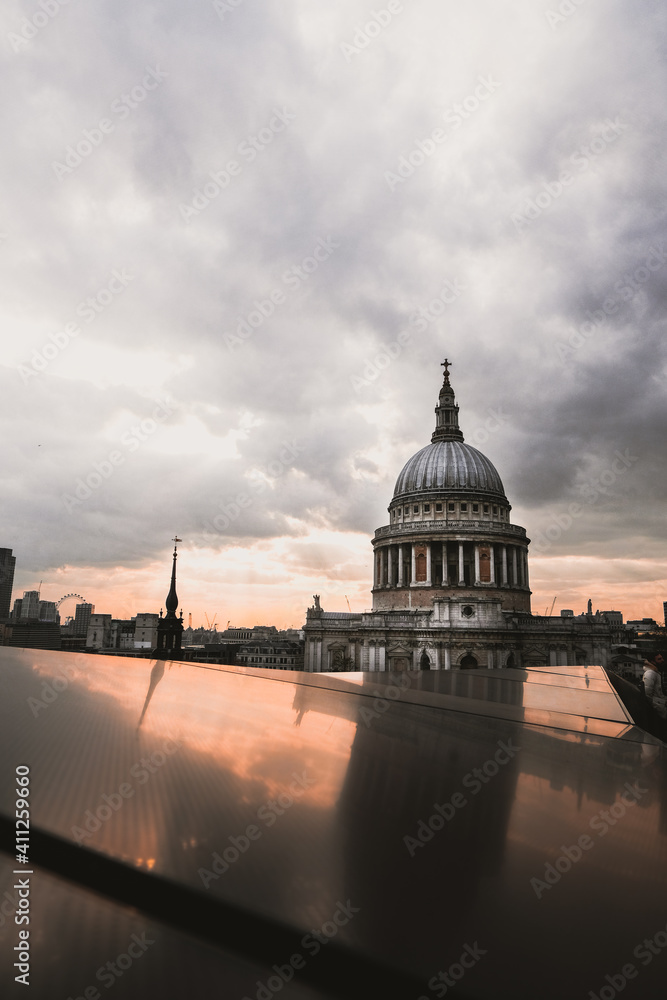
xmin=393 ymin=439 xmax=507 ymax=501
xmin=391 ymin=360 xmax=509 ymax=506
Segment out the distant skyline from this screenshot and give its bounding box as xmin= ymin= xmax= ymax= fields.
xmin=2 ymin=2 xmax=666 ymax=628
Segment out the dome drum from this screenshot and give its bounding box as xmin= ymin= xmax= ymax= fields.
xmin=371 ymin=536 xmax=531 ymax=613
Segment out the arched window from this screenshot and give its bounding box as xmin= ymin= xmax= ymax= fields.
xmin=460 ymin=654 xmax=478 ymax=670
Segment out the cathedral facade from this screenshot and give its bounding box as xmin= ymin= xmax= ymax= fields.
xmin=303 ymin=362 xmax=615 ymax=671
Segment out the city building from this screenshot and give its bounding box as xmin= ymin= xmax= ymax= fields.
xmin=86 ymin=614 xmax=113 ymax=650
xmin=303 ymin=361 xmax=619 ymax=672
xmin=222 ymin=626 xmax=273 ymax=644
xmin=2 ymin=619 xmax=61 ymax=650
xmin=73 ymin=602 xmax=94 ymax=637
xmin=0 ymin=548 xmax=16 ymax=619
xmin=134 ymin=613 xmax=160 ymax=649
xmin=20 ymin=590 xmax=40 ymax=619
xmin=626 ymin=618 xmax=660 ymax=632
xmin=218 ymin=625 xmax=304 ymax=645
xmin=236 ymin=639 xmax=303 ymax=670
xmin=38 ymin=600 xmax=58 ymax=622
xmin=110 ymin=619 xmax=137 ymax=650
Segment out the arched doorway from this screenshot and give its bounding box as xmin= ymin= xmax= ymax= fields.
xmin=460 ymin=654 xmax=478 ymax=670
xmin=419 ymin=649 xmax=431 ymax=671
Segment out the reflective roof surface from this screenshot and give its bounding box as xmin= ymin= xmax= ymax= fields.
xmin=1 ymin=649 xmax=666 ymax=999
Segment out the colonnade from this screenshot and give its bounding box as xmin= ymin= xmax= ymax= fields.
xmin=373 ymin=539 xmax=529 ymax=590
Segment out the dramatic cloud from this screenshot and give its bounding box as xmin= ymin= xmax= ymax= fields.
xmin=2 ymin=0 xmax=666 ymax=625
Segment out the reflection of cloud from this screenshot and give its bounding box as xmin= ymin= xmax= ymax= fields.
xmin=37 ymin=651 xmax=357 ymax=811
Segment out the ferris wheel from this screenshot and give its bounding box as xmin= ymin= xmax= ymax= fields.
xmin=56 ymin=594 xmax=88 ymax=620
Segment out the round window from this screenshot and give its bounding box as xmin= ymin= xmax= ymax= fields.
xmin=461 ymin=605 xmax=475 ymax=618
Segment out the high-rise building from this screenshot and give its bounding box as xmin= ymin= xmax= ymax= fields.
xmin=0 ymin=548 xmax=16 ymax=619
xmin=20 ymin=591 xmax=40 ymax=619
xmin=73 ymin=603 xmax=94 ymax=637
xmin=38 ymin=601 xmax=58 ymax=623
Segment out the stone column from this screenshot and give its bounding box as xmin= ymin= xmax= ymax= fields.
xmin=487 ymin=649 xmax=494 ymax=669
xmin=442 ymin=542 xmax=448 ymax=585
xmin=489 ymin=546 xmax=495 ymax=584
xmin=377 ymin=644 xmax=386 ymax=671
xmin=411 ymin=544 xmax=417 ymax=584
xmin=398 ymin=545 xmax=404 ymax=587
xmin=502 ymin=545 xmax=508 ymax=586
xmin=513 ymin=548 xmax=519 ymax=586
xmin=380 ymin=547 xmax=386 ymax=588
xmin=474 ymin=544 xmax=481 ymax=585
xmin=458 ymin=542 xmax=465 ymax=585
xmin=387 ymin=547 xmax=394 ymax=588
xmin=444 ymin=646 xmax=451 ymax=670
xmin=523 ymin=550 xmax=530 ymax=590
xmin=425 ymin=543 xmax=432 ymax=585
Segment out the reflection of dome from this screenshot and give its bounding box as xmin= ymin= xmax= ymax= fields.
xmin=394 ymin=440 xmax=507 ymax=501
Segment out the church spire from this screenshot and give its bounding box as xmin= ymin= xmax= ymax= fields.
xmin=165 ymin=536 xmax=181 ymax=616
xmin=431 ymin=358 xmax=464 ymax=443
xmin=155 ymin=537 xmax=184 ymax=656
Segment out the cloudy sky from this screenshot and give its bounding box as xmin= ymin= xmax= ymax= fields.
xmin=2 ymin=0 xmax=666 ymax=628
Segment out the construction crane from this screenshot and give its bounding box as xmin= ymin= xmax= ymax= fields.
xmin=549 ymin=595 xmax=557 ymax=617
xmin=204 ymin=612 xmax=218 ymax=630
xmin=345 ymin=595 xmax=351 ymax=612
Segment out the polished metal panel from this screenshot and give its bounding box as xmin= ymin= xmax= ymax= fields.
xmin=1 ymin=648 xmax=666 ymax=999
xmin=0 ymin=855 xmax=303 ymax=1000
